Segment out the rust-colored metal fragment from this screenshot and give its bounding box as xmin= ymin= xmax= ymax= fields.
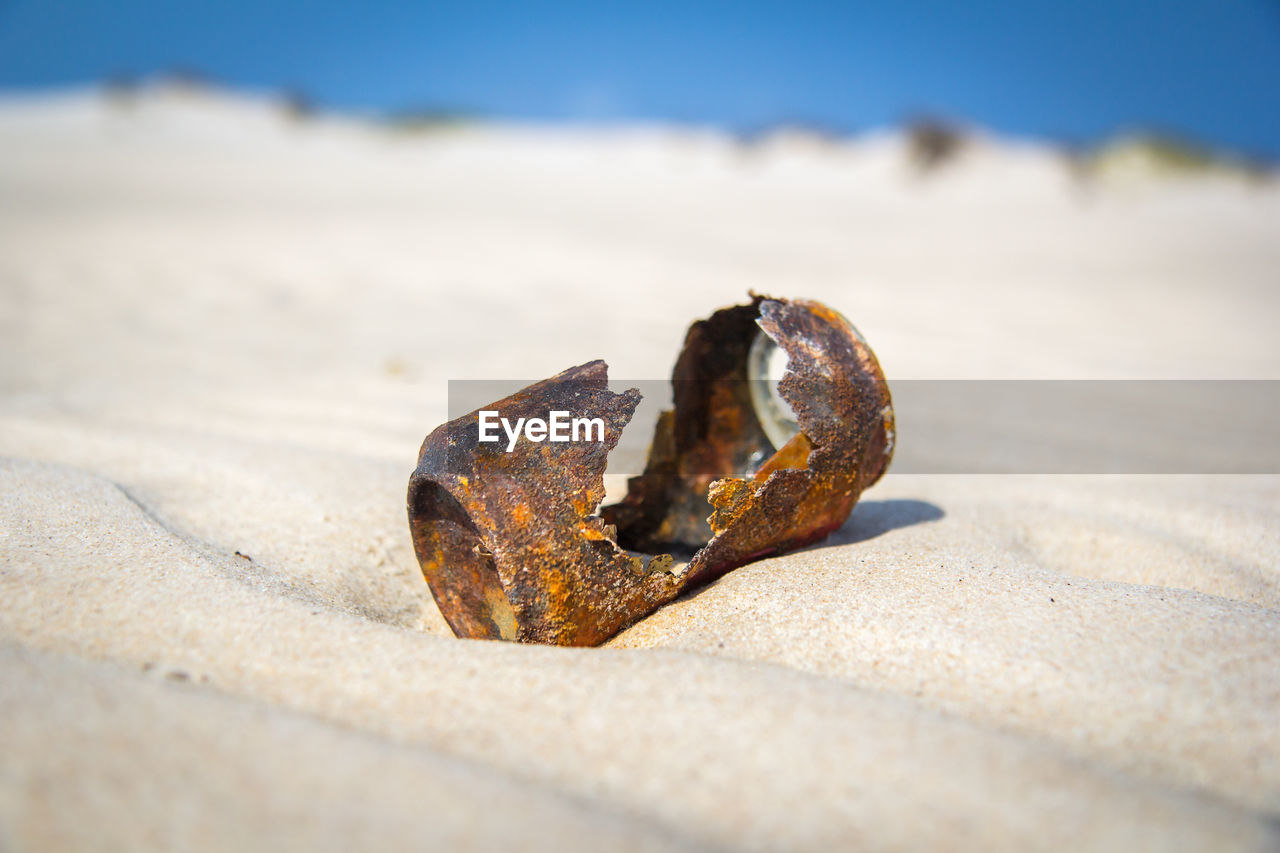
xmin=408 ymin=295 xmax=894 ymax=646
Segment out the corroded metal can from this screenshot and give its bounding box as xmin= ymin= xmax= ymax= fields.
xmin=408 ymin=295 xmax=893 ymax=646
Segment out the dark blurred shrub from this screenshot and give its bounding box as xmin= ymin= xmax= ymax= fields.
xmin=906 ymin=118 xmax=969 ymax=172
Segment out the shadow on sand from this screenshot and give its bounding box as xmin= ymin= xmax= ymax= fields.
xmin=816 ymin=498 xmax=945 ymax=548
xmin=660 ymin=499 xmax=944 ymax=609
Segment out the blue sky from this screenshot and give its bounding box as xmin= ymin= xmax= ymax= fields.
xmin=2 ymin=1 xmax=1278 ymax=157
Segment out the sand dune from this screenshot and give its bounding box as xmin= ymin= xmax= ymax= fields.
xmin=1 ymin=87 xmax=1278 ymax=850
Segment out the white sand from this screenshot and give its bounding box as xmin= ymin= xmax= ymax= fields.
xmin=1 ymin=86 xmax=1279 ymax=850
